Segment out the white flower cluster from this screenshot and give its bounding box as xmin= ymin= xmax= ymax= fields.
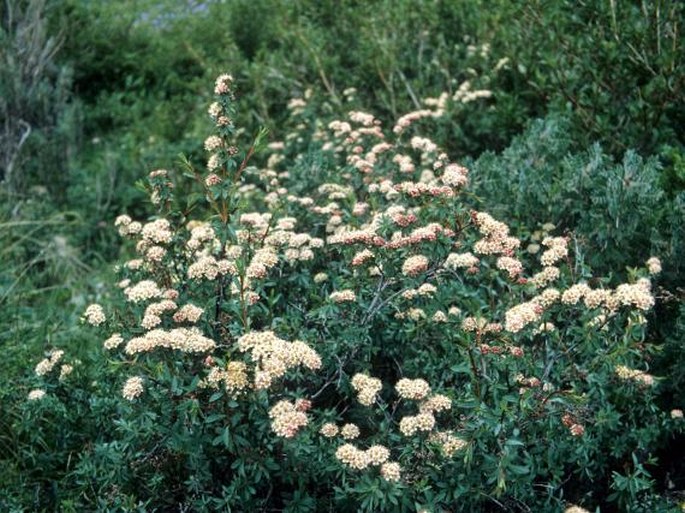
xmin=122 ymin=376 xmax=144 ymax=401
xmin=615 ymin=365 xmax=655 ymax=387
xmin=401 ymin=255 xmax=429 ymax=277
xmin=35 ymin=350 xmax=64 ymax=376
xmin=429 ymin=431 xmax=468 ymax=456
xmin=504 ymin=301 xmax=543 ymax=333
xmin=399 ymin=412 xmax=436 ymax=436
xmin=269 ymin=400 xmax=309 ymax=438
xmin=83 ymin=304 xmax=106 ymax=326
xmin=330 ymin=289 xmax=357 ymax=303
xmin=395 ymin=378 xmax=431 ymax=400
xmin=124 ymin=328 xmax=216 ymax=354
xmin=236 ymin=331 xmax=321 ymax=390
xmin=335 ymin=443 xmax=391 ymax=471
xmin=444 ymin=252 xmax=479 ymax=270
xmin=473 ymin=212 xmax=520 ymax=255
xmin=351 ymin=373 xmax=382 ymax=406
xmin=124 ymin=280 xmax=164 ymax=303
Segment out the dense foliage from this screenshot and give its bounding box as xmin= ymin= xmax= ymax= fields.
xmin=1 ymin=0 xmax=684 ymax=511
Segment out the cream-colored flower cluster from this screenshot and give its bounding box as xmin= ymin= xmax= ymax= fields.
xmin=559 ymin=279 xmax=654 ymax=313
xmin=614 ymin=282 xmax=654 ymax=311
xmin=320 ymin=422 xmax=339 ymax=437
xmin=440 ymin=163 xmax=469 ymax=189
xmin=341 ymin=423 xmax=360 ymax=439
xmin=615 ymin=365 xmax=655 ymax=387
xmin=473 ymin=212 xmax=520 ymax=256
xmin=444 ymin=252 xmax=479 ymax=270
xmin=530 ymin=266 xmax=560 ymax=288
xmin=335 ymin=443 xmax=393 ymax=474
xmin=646 ymin=256 xmax=661 ymax=275
xmin=35 ymin=349 xmax=65 ymax=376
xmin=565 ymin=506 xmax=592 ymax=513
xmin=201 ymin=361 xmax=250 ymax=396
xmin=104 ymin=333 xmax=124 ymax=350
xmin=236 ymin=331 xmax=321 ymax=390
xmin=394 ymin=181 xmax=454 ymax=199
xmin=124 ymin=327 xmax=216 ymax=355
xmin=28 ymin=389 xmax=47 ymax=401
xmin=402 ymin=283 xmax=437 ymax=300
xmin=214 ymin=73 xmax=233 ymax=95
xmin=115 ymin=215 xmax=142 ymax=237
xmin=395 ymin=378 xmax=431 ymax=400
xmin=141 ymin=299 xmax=177 ymax=329
xmin=141 ymin=219 xmax=173 ymax=245
xmin=83 ymin=304 xmax=106 ymax=326
xmin=496 ymin=256 xmax=523 ymax=279
xmin=380 ymin=461 xmax=401 ymax=481
xmin=401 ymin=255 xmax=429 ymax=277
xmin=419 ymin=394 xmax=452 ymax=414
xmin=246 ymin=247 xmax=279 ymax=279
xmin=123 ymin=280 xmax=164 ymax=303
xmin=187 ymin=255 xmax=236 ymax=281
xmin=172 ymin=304 xmax=204 ymax=324
xmin=269 ymin=400 xmax=309 ymax=438
xmin=429 ymin=431 xmax=468 ymax=457
xmin=122 ymin=376 xmax=144 ymax=401
xmin=540 ymin=237 xmax=568 ymax=266
xmin=329 ymin=289 xmax=357 ymax=303
xmin=351 ymin=249 xmax=375 ymax=267
xmin=351 ymin=373 xmax=383 ymax=406
xmin=399 ymin=412 xmax=436 ymax=436
xmin=504 ymin=301 xmax=543 ymax=333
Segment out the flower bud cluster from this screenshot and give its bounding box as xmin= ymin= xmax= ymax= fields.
xmin=561 ymin=413 xmax=585 ymax=437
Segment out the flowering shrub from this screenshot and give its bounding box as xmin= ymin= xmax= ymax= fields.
xmin=24 ymin=75 xmax=683 ymax=511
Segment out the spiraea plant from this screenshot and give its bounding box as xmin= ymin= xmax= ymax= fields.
xmin=27 ymin=75 xmax=682 ymax=512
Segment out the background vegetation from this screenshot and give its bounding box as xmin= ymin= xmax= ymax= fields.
xmin=1 ymin=0 xmax=683 ymax=511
